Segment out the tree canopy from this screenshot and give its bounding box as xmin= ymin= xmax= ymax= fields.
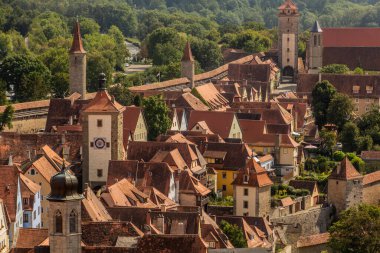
xmin=219 ymin=220 xmax=247 ymax=248
xmin=311 ymin=80 xmax=337 ymax=129
xmin=329 ymin=204 xmax=380 ymax=253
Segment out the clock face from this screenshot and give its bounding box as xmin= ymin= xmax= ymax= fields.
xmin=94 ymin=138 xmax=106 ymax=149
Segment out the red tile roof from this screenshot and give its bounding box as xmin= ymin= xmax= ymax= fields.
xmin=179 ymin=93 xmax=209 ymax=111
xmin=296 ymin=232 xmax=330 ymax=248
xmin=0 ymin=165 xmax=20 ymax=222
xmin=280 ymin=197 xmax=294 ymax=207
xmin=83 ymin=90 xmax=124 ymax=113
xmin=363 ymin=170 xmax=380 ymax=185
xmin=82 ymin=185 xmax=112 ymax=222
xmin=20 ymin=174 xmax=40 ymax=195
xmin=69 ymin=21 xmax=86 ymax=53
xmin=278 ymin=0 xmax=298 ymax=10
xmin=15 ymin=228 xmax=48 ymax=249
xmin=232 ymin=159 xmax=273 ymax=187
xmin=194 ymin=83 xmax=229 ymax=110
xmin=182 ymin=41 xmax=194 ymax=62
xmin=361 ymin=151 xmax=380 ymax=160
xmin=179 ymin=170 xmax=211 ymax=196
xmin=323 ymin=28 xmax=380 ymax=47
xmin=330 ymin=157 xmax=363 ymax=180
xmin=188 ymin=111 xmax=236 ymax=139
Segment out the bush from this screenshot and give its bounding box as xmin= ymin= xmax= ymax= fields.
xmin=321 ymin=64 xmax=350 ymax=74
xmin=333 ymin=151 xmax=345 ymax=161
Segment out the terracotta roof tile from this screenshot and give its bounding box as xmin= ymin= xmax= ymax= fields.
xmin=361 ymin=151 xmax=380 ymax=160
xmin=179 ymin=170 xmax=210 ymax=196
xmin=232 ymin=159 xmax=273 ymax=187
xmin=0 ymin=165 xmax=21 ymax=222
xmin=330 ymin=157 xmax=363 ymax=180
xmin=188 ymin=111 xmax=237 ymax=139
xmin=15 ymin=228 xmax=48 ymax=249
xmin=278 ymin=0 xmax=298 ymax=10
xmin=179 ymin=93 xmax=209 ymax=111
xmin=363 ymin=170 xmax=380 ymax=185
xmin=323 ymin=28 xmax=380 ymax=47
xmin=297 ymin=233 xmax=330 ymax=248
xmin=20 ymin=174 xmax=40 ymax=195
xmin=289 ymin=180 xmax=317 ymax=194
xmin=280 ymin=197 xmax=293 ymax=207
xmin=82 ymin=185 xmax=112 ymax=222
xmin=194 ymin=83 xmax=229 ymax=110
xmin=83 ymin=90 xmax=124 ymax=113
xmin=69 ymin=21 xmax=85 ymax=53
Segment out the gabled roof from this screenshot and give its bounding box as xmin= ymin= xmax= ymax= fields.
xmin=82 ymin=90 xmax=124 ymax=113
xmin=330 ymin=157 xmax=363 ymax=180
xmin=69 ymin=21 xmax=86 ymax=53
xmin=20 ymin=174 xmax=40 ymax=195
xmin=150 ymin=148 xmax=188 ymax=171
xmin=102 ymin=179 xmax=157 ymax=208
xmin=179 ymin=170 xmax=210 ymax=196
xmin=27 ymin=155 xmax=60 ymax=183
xmin=123 ymin=106 xmax=143 ymax=133
xmin=193 ymin=83 xmax=230 ymax=110
xmin=164 ymin=133 xmax=194 ymax=145
xmin=188 ymin=111 xmax=237 ymax=139
xmin=82 ymin=185 xmax=112 ymax=222
xmin=363 ymin=170 xmax=380 ymax=185
xmin=143 ymin=187 xmax=178 ymax=210
xmin=232 ymin=159 xmax=273 ymax=187
xmin=177 ymin=92 xmax=209 ymax=111
xmin=182 ymin=41 xmax=194 ymax=62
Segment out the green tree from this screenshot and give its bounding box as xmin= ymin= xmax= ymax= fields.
xmin=108 ymin=25 xmax=130 ymax=70
xmin=52 ymin=72 xmax=69 ymax=98
xmin=78 ymin=17 xmax=100 ymax=37
xmin=108 ymin=84 xmax=133 ymax=106
xmin=319 ymin=129 xmax=337 ymax=156
xmin=190 ymin=37 xmax=222 ymax=71
xmin=356 ymin=135 xmax=373 ymax=154
xmin=339 ymin=122 xmax=360 ymax=152
xmin=87 ymin=52 xmax=113 ymax=91
xmin=219 ymin=220 xmax=247 ymax=248
xmin=311 ymin=80 xmax=337 ymax=129
xmin=327 ymin=93 xmax=354 ymax=130
xmin=142 ymin=95 xmax=171 ymax=140
xmin=0 ymin=105 xmax=14 ymax=131
xmin=0 ymin=54 xmax=51 ymax=102
xmin=329 ymin=204 xmax=380 ymax=253
xmin=321 ymin=64 xmax=350 ymax=74
xmin=332 ymin=151 xmax=346 ymax=162
xmin=357 ymin=106 xmax=380 ymax=145
xmin=353 ymin=67 xmax=364 ymax=75
xmin=351 ymin=156 xmax=365 ymax=172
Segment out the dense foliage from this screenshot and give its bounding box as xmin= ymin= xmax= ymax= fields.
xmin=219 ymin=220 xmax=247 ymax=248
xmin=142 ymin=95 xmax=171 ymax=140
xmin=329 ymin=204 xmax=380 ymax=253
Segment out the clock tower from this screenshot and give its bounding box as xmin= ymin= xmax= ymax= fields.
xmin=82 ymin=73 xmax=125 ymax=189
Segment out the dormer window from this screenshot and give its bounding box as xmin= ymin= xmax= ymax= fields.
xmin=243 ymin=175 xmax=249 ymax=184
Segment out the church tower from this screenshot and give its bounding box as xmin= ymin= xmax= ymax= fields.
xmin=47 ymin=162 xmax=83 ymax=253
xmin=181 ymin=42 xmax=195 ymax=89
xmin=278 ymin=0 xmax=300 ymax=78
xmin=307 ymin=21 xmax=323 ymax=73
xmin=82 ymin=73 xmax=125 ymax=189
xmin=69 ymin=20 xmax=87 ymax=99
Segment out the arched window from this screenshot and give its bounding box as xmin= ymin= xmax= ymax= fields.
xmin=55 ymin=211 xmax=62 ymax=233
xmin=69 ymin=210 xmax=77 ymax=233
xmin=314 ymin=35 xmax=317 ymax=46
xmin=318 ymin=35 xmax=321 ymax=46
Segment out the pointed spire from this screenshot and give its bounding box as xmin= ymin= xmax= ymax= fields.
xmin=182 ymin=41 xmax=194 ymax=62
xmin=311 ymin=20 xmax=323 ymax=33
xmin=70 ymin=20 xmax=86 ymax=54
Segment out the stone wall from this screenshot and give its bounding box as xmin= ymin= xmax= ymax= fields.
xmin=363 ymin=181 xmax=380 ymax=205
xmin=271 ymin=206 xmax=333 ymax=245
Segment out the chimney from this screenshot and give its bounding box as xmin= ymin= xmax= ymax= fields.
xmin=27 ymin=150 xmax=31 ymax=160
xmin=318 ymin=72 xmax=322 ymax=82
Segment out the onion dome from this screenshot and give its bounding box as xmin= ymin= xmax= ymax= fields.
xmin=47 ymin=161 xmax=83 ymax=201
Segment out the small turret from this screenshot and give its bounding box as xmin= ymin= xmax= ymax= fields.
xmin=181 ymin=42 xmax=195 ymax=89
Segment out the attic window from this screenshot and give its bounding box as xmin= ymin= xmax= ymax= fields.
xmin=31 ymin=169 xmax=35 ymax=175
xmin=209 ymin=242 xmax=216 ymax=248
xmin=243 ymin=175 xmax=249 ymax=183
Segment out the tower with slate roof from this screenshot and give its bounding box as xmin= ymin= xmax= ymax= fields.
xmin=307 ymin=21 xmax=323 ymax=73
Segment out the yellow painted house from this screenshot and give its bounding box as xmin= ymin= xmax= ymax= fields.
xmin=202 ymin=142 xmax=253 ymax=196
